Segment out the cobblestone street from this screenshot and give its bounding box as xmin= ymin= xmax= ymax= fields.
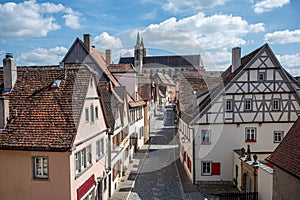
xmin=126 ymin=116 xmax=204 ymax=200
xmin=128 ymin=118 xmax=184 ymax=200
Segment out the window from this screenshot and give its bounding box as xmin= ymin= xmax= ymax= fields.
xmin=90 ymin=77 xmax=93 ymax=87
xmin=81 ymin=149 xmax=86 ymax=170
xmin=201 ymin=130 xmax=211 ymax=144
xmin=274 ymin=131 xmax=284 ymax=143
xmin=245 ymin=127 xmax=256 ymax=142
xmin=272 ymin=99 xmax=280 ymax=111
xmin=244 ymin=99 xmax=252 ymax=111
xmin=75 ymin=153 xmax=80 ymax=173
xmin=202 ymin=161 xmax=211 ymax=176
xmin=90 ymin=105 xmax=94 ymax=123
xmin=95 ymin=106 xmax=99 ymax=119
xmin=85 ymin=108 xmax=89 ymax=122
xmin=33 ymin=156 xmax=48 ymax=179
xmin=258 ymin=72 xmax=266 ymax=81
xmin=226 ymin=99 xmax=233 ymax=111
xmin=96 ymin=139 xmax=104 ymax=159
xmin=87 ymin=145 xmax=92 ymax=165
xmin=75 ymin=146 xmax=92 ymax=175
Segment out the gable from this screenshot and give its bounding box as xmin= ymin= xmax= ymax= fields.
xmin=194 ymin=44 xmax=300 ymax=124
xmin=62 ymin=38 xmax=90 ymax=64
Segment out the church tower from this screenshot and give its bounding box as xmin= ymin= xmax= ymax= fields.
xmin=134 ymin=32 xmax=146 ymax=74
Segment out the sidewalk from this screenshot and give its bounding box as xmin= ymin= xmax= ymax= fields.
xmin=176 ymin=159 xmax=205 ymax=200
xmin=109 ymin=144 xmax=150 ymax=200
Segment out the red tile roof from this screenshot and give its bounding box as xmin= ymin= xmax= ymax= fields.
xmin=108 ymin=64 xmax=136 ymax=73
xmin=267 ymin=117 xmax=300 ymax=179
xmin=0 ymin=64 xmax=92 ymax=151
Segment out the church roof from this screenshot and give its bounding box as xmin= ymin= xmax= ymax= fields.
xmin=119 ymin=54 xmax=202 ymax=68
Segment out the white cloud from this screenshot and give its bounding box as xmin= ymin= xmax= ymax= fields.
xmin=265 ymin=29 xmax=300 ymax=44
xmin=17 ymin=46 xmax=67 ymax=65
xmin=277 ymin=53 xmax=300 ymax=76
xmin=253 ymin=0 xmax=290 ymax=14
xmin=94 ymin=32 xmax=123 ymax=50
xmin=129 ymin=12 xmax=264 ymax=70
xmin=63 ymin=8 xmax=82 ymax=29
xmin=0 ymin=0 xmax=81 ymax=39
xmin=163 ymin=0 xmax=228 ymax=13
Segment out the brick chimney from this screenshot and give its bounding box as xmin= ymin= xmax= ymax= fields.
xmin=232 ymin=47 xmax=241 ymax=73
xmin=106 ymin=49 xmax=112 ymax=66
xmin=3 ymin=53 xmax=17 ymax=92
xmin=84 ymin=34 xmax=91 ymax=52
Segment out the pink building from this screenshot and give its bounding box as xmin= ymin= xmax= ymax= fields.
xmin=0 ymin=54 xmax=109 ymax=200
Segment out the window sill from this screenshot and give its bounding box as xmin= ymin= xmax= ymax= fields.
xmin=32 ymin=177 xmax=49 ymax=181
xmin=273 ymin=141 xmax=282 ymax=143
xmin=245 ymin=140 xmax=256 ymax=143
xmin=201 ymin=142 xmax=211 ymax=145
xmin=75 ymin=163 xmax=93 ymax=179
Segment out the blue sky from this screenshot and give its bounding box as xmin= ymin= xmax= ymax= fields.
xmin=1 ymin=0 xmax=300 ymax=75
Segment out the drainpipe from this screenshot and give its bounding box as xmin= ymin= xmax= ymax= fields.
xmin=192 ymin=127 xmax=196 ymax=184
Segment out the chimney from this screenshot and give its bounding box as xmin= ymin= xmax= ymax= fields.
xmin=106 ymin=49 xmax=112 ymax=66
xmin=3 ymin=53 xmax=17 ymax=92
xmin=84 ymin=34 xmax=91 ymax=52
xmin=232 ymin=47 xmax=241 ymax=73
xmin=0 ymin=98 xmax=9 ymax=129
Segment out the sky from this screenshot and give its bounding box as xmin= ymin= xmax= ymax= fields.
xmin=0 ymin=0 xmax=300 ymax=75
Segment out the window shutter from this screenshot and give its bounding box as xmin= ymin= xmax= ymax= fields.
xmin=212 ymin=162 xmax=221 ymax=175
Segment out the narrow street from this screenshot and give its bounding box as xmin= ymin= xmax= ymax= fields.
xmin=128 ymin=118 xmax=184 ymax=200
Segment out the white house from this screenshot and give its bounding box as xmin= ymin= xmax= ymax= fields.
xmin=179 ymin=44 xmax=300 ymax=186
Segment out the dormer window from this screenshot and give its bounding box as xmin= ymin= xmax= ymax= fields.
xmin=51 ymin=80 xmax=61 ymax=88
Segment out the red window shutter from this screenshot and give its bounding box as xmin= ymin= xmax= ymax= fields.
xmin=212 ymin=162 xmax=221 ymax=175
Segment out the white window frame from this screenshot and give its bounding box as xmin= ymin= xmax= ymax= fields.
xmin=96 ymin=138 xmax=104 ymax=159
xmin=85 ymin=108 xmax=89 ymax=122
xmin=245 ymin=127 xmax=256 ymax=142
xmin=75 ymin=152 xmax=80 ymax=173
xmin=201 ymin=130 xmax=211 ymax=145
xmin=33 ymin=156 xmax=48 ymax=179
xmin=202 ymin=161 xmax=212 ymax=176
xmin=81 ymin=149 xmax=86 ymax=170
xmin=87 ymin=145 xmax=92 ymax=166
xmin=90 ymin=104 xmax=95 ymax=123
xmin=274 ymin=131 xmax=284 ymax=143
xmin=244 ymin=99 xmax=252 ymax=111
xmin=225 ymin=99 xmax=233 ymax=111
xmin=272 ymin=99 xmax=280 ymax=111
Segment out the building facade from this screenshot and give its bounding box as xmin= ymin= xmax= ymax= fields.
xmin=0 ymin=55 xmax=109 ymax=200
xmin=179 ymin=44 xmax=300 ymax=186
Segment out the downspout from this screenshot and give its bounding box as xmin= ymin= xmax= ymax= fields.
xmin=192 ymin=126 xmax=196 ymax=184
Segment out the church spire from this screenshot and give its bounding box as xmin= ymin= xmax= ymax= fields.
xmin=141 ymin=37 xmax=144 ymax=46
xmin=136 ymin=32 xmax=141 ymax=45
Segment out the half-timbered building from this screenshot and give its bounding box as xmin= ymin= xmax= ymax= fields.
xmin=179 ymin=43 xmax=300 ymax=184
